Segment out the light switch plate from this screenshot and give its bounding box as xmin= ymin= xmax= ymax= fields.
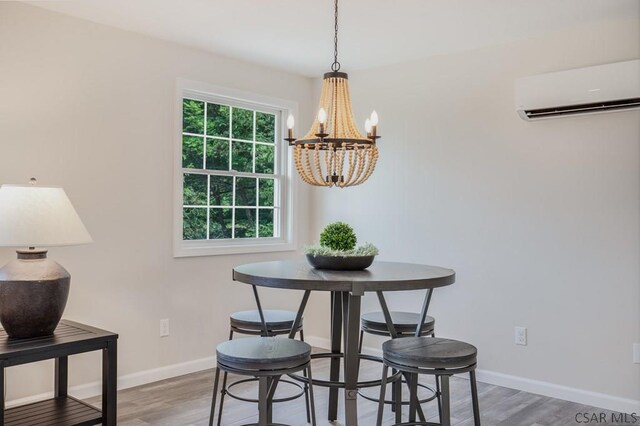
xmin=515 ymin=327 xmax=527 ymax=346
xmin=160 ymin=319 xmax=170 ymax=337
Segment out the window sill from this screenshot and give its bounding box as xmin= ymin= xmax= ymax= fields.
xmin=173 ymin=239 xmax=297 ymax=258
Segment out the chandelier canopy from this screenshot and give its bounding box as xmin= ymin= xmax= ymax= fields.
xmin=286 ymin=0 xmax=380 ymax=188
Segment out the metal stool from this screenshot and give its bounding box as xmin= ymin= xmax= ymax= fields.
xmin=359 ymin=307 xmax=437 ymax=419
xmin=210 ymin=336 xmax=317 ymax=426
xmin=359 ymin=312 xmax=437 ymax=410
xmin=376 ymin=337 xmax=481 ymax=426
xmin=359 ymin=288 xmax=437 ymax=350
xmin=230 ymin=310 xmax=304 ymax=338
xmin=215 ymin=310 xmax=309 ymax=425
xmin=360 ymin=311 xmax=436 ymax=350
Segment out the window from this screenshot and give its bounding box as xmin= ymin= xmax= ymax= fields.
xmin=174 ymin=80 xmax=296 ymax=257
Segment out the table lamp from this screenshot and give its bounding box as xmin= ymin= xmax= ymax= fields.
xmin=0 ymin=179 xmax=92 ymax=338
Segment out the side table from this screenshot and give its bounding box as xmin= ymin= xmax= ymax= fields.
xmin=0 ymin=320 xmax=118 ymax=426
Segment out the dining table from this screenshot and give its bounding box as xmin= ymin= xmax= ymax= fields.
xmin=233 ymin=260 xmax=455 ymax=426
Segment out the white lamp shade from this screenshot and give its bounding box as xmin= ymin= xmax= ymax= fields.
xmin=0 ymin=185 xmax=92 ymax=247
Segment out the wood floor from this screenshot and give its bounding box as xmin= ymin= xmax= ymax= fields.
xmin=86 ymin=352 xmax=621 ymax=426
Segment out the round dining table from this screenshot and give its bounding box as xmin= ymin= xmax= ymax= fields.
xmin=233 ymin=260 xmax=455 ymax=426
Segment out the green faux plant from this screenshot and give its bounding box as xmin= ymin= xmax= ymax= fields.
xmin=305 ymin=222 xmax=379 ymax=258
xmin=305 ymin=242 xmax=379 ymax=257
xmin=320 ymin=222 xmax=357 ymax=251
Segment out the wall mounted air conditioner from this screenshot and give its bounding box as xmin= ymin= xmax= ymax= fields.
xmin=515 ymin=60 xmax=640 ymax=121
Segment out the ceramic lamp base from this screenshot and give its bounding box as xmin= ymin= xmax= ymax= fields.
xmin=0 ymin=249 xmax=70 ymax=338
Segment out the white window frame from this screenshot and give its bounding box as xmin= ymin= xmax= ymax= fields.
xmin=173 ymin=78 xmax=298 ymax=257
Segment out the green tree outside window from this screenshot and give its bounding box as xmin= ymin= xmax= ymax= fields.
xmin=181 ymin=98 xmax=279 ymax=241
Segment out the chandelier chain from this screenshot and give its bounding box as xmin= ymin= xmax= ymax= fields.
xmin=331 ymin=0 xmax=340 ymax=72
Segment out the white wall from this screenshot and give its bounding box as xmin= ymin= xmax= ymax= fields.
xmin=0 ymin=2 xmax=315 ymax=400
xmin=310 ymin=18 xmax=640 ymax=410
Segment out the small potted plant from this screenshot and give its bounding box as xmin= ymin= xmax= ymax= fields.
xmin=305 ymin=222 xmax=379 ymax=270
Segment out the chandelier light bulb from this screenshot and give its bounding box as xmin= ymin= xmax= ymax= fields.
xmin=287 ymin=114 xmax=295 ymax=129
xmin=317 ymin=108 xmax=327 ymax=124
xmin=365 ymin=118 xmax=372 ymax=134
xmin=370 ymin=110 xmax=379 ymax=126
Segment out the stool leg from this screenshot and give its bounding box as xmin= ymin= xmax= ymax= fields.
xmin=266 ymin=376 xmax=277 ymax=424
xmin=440 ymin=375 xmax=451 ymax=426
xmin=470 ymin=370 xmax=481 ymax=426
xmin=435 ymin=374 xmax=442 ymax=424
xmin=297 ymin=328 xmax=312 ymax=423
xmin=405 ymin=373 xmax=428 ymax=423
xmin=376 ymin=364 xmax=389 ymax=426
xmin=408 ymin=373 xmax=418 ymax=423
xmin=258 ymin=377 xmax=268 ymax=426
xmin=208 ymin=367 xmax=221 ymax=426
xmin=298 ymin=329 xmax=311 ymax=424
xmin=306 ymin=365 xmax=317 ymax=426
xmin=358 ymin=330 xmax=364 ymax=353
xmin=302 ymin=370 xmax=311 ymax=423
xmin=390 ymin=368 xmax=396 ymax=413
xmin=216 ymin=371 xmax=228 ymax=426
xmin=394 ymin=372 xmax=402 ymax=424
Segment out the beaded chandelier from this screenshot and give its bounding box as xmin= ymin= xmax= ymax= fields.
xmin=285 ymin=0 xmax=380 ymax=188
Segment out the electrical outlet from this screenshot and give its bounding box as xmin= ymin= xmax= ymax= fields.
xmin=515 ymin=327 xmax=527 ymax=346
xmin=160 ymin=319 xmax=170 ymax=337
xmin=634 ymin=343 xmax=640 ymax=364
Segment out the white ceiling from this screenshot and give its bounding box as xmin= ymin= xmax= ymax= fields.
xmin=26 ymin=0 xmax=639 ymax=77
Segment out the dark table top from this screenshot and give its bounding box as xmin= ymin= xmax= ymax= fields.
xmin=0 ymin=320 xmax=117 ymax=366
xmin=233 ymin=261 xmax=455 ymax=293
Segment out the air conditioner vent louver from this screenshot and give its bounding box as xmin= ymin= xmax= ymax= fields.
xmin=525 ymin=97 xmax=640 ymax=120
xmin=515 ymin=60 xmax=640 ymax=121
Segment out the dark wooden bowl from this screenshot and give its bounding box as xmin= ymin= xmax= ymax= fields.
xmin=305 ymin=254 xmax=375 ymax=271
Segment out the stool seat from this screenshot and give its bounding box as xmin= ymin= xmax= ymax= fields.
xmin=230 ymin=310 xmax=301 ymax=332
xmin=382 ymin=337 xmax=477 ymax=369
xmin=362 ymin=311 xmax=435 ymax=335
xmin=217 ymin=337 xmax=311 ymax=371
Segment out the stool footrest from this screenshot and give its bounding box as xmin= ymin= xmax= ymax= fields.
xmin=358 ymin=380 xmax=437 ymax=405
xmin=288 ymin=352 xmax=402 ymax=389
xmin=390 ymin=422 xmax=442 ymax=426
xmin=225 ymin=378 xmax=306 ymax=404
xmin=240 ymin=423 xmax=292 ymax=426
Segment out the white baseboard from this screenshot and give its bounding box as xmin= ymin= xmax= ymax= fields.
xmin=6 ymin=355 xmax=216 ymax=408
xmin=472 ymin=369 xmax=639 ymax=415
xmin=304 ymin=335 xmax=640 ymax=414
